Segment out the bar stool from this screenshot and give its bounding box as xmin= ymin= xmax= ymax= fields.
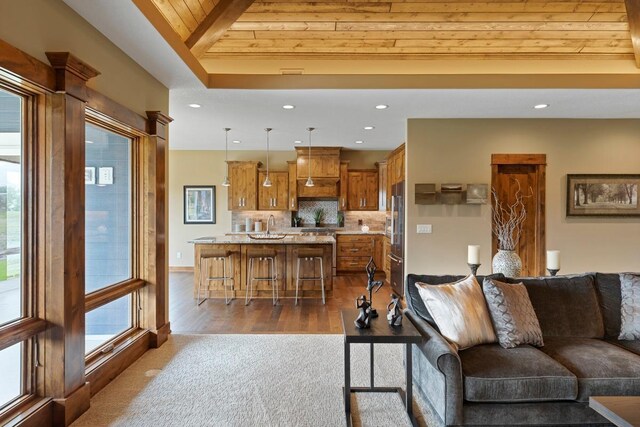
xmin=246 ymin=251 xmax=279 ymax=306
xmin=295 ymin=252 xmax=325 ymax=305
xmin=197 ymin=251 xmax=235 ymax=306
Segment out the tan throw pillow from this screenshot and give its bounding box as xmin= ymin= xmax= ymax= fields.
xmin=482 ymin=278 xmax=544 ymax=349
xmin=619 ymin=273 xmax=640 ymax=341
xmin=415 ymin=275 xmax=497 ymax=350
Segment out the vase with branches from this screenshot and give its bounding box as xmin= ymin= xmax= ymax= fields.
xmin=491 ymin=180 xmax=530 ymax=277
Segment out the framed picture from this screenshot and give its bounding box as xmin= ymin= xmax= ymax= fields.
xmin=184 ymin=186 xmax=216 ymax=224
xmin=566 ymin=174 xmax=640 ymax=217
xmin=85 ymin=167 xmax=95 ymax=185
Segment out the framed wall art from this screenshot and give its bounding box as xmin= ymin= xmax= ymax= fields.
xmin=184 ymin=185 xmax=216 ymax=224
xmin=566 ymin=174 xmax=640 ymax=217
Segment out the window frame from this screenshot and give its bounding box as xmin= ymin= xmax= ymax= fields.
xmin=83 ymin=109 xmax=146 ymax=362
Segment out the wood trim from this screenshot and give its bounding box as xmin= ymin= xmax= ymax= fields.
xmin=0 ymin=318 xmax=47 ymax=352
xmin=186 ymin=0 xmax=257 ymax=58
xmin=85 ymin=279 xmax=146 ymax=313
xmin=625 ymin=0 xmax=640 ymax=67
xmin=169 ymin=266 xmax=195 ymax=272
xmin=149 ymin=322 xmax=171 ymax=349
xmin=85 ymin=330 xmax=150 ymax=396
xmin=2 ymin=397 xmax=52 ymax=427
xmin=86 ymin=88 xmax=148 ymax=133
xmin=0 ymin=38 xmax=56 ymax=91
xmin=52 ymin=383 xmax=90 ymax=427
xmin=491 ymin=153 xmax=547 ymax=165
xmin=45 ymin=52 xmax=100 ymax=102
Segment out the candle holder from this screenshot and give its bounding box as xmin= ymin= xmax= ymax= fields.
xmin=468 ymin=263 xmax=481 ymax=276
xmin=547 ymin=268 xmax=560 ymax=277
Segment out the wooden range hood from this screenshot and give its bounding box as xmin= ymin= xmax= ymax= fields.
xmin=295 ymin=147 xmax=341 ymax=198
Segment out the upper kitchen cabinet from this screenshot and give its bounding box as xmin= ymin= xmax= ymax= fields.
xmin=387 ymin=144 xmax=405 ymax=210
xmin=228 ymin=161 xmax=260 ymax=211
xmin=258 ymin=170 xmax=289 ymax=210
xmin=338 ymin=161 xmax=349 ymax=211
xmin=288 ymin=161 xmax=298 ymax=211
xmin=376 ymin=161 xmax=387 ymax=211
xmin=347 ymin=170 xmax=378 ymax=211
xmin=295 ymin=147 xmax=341 ymax=181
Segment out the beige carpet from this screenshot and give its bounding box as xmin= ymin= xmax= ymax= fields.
xmin=72 ymin=334 xmax=441 ymax=427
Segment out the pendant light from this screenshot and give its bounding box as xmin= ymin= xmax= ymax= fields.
xmin=305 ymin=127 xmax=315 ymax=187
xmin=222 ymin=127 xmax=231 ymax=187
xmin=263 ymin=128 xmax=272 ymax=187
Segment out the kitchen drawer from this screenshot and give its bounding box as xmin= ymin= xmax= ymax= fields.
xmin=337 ymin=234 xmax=376 ymax=244
xmin=337 ymin=242 xmax=373 ymax=257
xmin=337 ymin=256 xmax=370 ymax=271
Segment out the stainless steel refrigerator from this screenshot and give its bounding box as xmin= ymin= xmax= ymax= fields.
xmin=389 ymin=181 xmax=404 ymax=297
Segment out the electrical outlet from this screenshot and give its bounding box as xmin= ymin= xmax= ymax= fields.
xmin=177 ymin=251 xmax=182 ymax=259
xmin=417 ymin=224 xmax=432 ymax=234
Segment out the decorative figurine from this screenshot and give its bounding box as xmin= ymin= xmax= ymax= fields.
xmin=365 ymin=257 xmax=384 ymax=318
xmin=354 ymin=295 xmax=371 ymax=329
xmin=386 ymin=293 xmax=403 ymax=327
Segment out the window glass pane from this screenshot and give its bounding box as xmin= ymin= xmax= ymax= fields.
xmin=85 ymin=294 xmax=132 ymax=354
xmin=0 ymin=89 xmax=22 ymax=326
xmin=85 ymin=123 xmax=132 ymax=293
xmin=0 ymin=342 xmax=22 ymax=409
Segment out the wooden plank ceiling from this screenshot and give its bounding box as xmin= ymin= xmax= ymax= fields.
xmin=151 ymin=0 xmax=634 ymax=60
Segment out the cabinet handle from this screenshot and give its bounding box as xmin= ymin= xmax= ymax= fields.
xmin=291 ymin=197 xmax=294 ymax=208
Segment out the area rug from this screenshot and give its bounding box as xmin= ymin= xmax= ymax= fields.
xmin=72 ymin=334 xmax=441 ymax=426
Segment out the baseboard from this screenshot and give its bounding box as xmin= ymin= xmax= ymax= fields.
xmin=86 ymin=330 xmax=151 ymax=397
xmin=3 ymin=398 xmax=52 ymax=427
xmin=150 ymin=322 xmax=171 ymax=348
xmin=169 ymin=266 xmax=194 ymax=272
xmin=52 ymin=382 xmax=90 ymax=426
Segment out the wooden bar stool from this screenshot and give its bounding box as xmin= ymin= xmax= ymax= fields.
xmin=246 ymin=250 xmax=279 ymax=306
xmin=295 ymin=253 xmax=325 ymax=305
xmin=197 ymin=251 xmax=235 ymax=306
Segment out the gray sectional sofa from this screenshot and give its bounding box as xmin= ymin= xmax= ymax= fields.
xmin=404 ymin=272 xmax=640 ymax=426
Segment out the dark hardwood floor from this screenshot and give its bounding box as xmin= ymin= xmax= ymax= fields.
xmin=169 ymin=271 xmax=387 ymax=334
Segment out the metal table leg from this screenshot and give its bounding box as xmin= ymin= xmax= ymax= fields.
xmin=344 ymin=339 xmax=352 ymax=426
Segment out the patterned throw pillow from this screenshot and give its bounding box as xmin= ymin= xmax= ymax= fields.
xmin=482 ymin=278 xmax=544 ymax=349
xmin=415 ymin=275 xmax=497 ymax=350
xmin=619 ymin=273 xmax=640 ymax=341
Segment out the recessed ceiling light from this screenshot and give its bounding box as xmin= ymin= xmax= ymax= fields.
xmin=294 ymin=140 xmax=302 ymax=144
xmin=282 ymin=105 xmax=295 ymax=110
xmin=534 ymin=104 xmax=549 ymax=109
xmin=375 ymin=104 xmax=388 ymax=110
xmin=232 ymin=140 xmax=241 ymax=144
xmin=364 ymin=126 xmax=374 ymax=130
xmin=188 ymin=103 xmax=201 ymax=108
xmin=355 ymin=140 xmax=364 ymax=144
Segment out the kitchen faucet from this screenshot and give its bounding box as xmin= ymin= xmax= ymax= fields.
xmin=266 ymin=214 xmax=276 ymax=235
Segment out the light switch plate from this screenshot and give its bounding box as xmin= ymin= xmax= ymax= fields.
xmin=177 ymin=252 xmax=182 ymax=259
xmin=417 ymin=224 xmax=432 ymax=234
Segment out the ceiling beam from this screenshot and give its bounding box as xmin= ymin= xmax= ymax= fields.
xmin=625 ymin=0 xmax=640 ymax=67
xmin=186 ymin=0 xmax=256 ymax=58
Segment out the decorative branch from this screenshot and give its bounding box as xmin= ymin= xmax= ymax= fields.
xmin=491 ymin=180 xmax=532 ymax=251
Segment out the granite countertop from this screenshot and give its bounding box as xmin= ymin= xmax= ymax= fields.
xmin=226 ymin=228 xmax=385 ymax=235
xmin=335 ymin=230 xmax=385 ymax=235
xmin=189 ymin=235 xmax=335 ymax=244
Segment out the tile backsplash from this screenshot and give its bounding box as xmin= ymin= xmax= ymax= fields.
xmin=344 ymin=211 xmax=386 ymax=231
xmin=231 ymin=211 xmax=290 ymax=231
xmin=298 ymin=200 xmax=338 ymax=226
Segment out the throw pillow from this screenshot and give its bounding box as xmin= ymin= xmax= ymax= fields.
xmin=415 ymin=275 xmax=497 ymax=350
xmin=619 ymin=273 xmax=640 ymax=340
xmin=482 ymin=278 xmax=544 ymax=349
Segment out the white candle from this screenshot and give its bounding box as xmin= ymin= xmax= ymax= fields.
xmin=468 ymin=245 xmax=480 ymax=264
xmin=547 ymin=250 xmax=560 ymax=270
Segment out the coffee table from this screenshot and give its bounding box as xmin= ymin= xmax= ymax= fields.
xmin=589 ymin=396 xmax=640 ymax=427
xmin=341 ymin=309 xmax=422 ymax=427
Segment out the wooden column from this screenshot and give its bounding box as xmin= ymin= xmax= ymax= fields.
xmin=143 ymin=111 xmax=172 ymax=348
xmin=44 ymin=52 xmax=100 ymax=426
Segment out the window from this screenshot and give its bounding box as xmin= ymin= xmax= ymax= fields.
xmin=85 ymin=294 xmax=133 ymax=354
xmin=85 ymin=123 xmax=132 ymax=293
xmin=0 ymin=342 xmax=22 ymax=410
xmin=0 ymin=89 xmax=22 ymax=327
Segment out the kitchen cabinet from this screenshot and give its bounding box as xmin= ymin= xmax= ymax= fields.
xmin=336 ymin=234 xmax=379 ymax=273
xmin=339 ymin=161 xmax=349 ymax=211
xmin=377 ymin=161 xmax=387 ymax=211
xmin=347 ymin=170 xmax=378 ymax=211
xmin=288 ymin=161 xmax=298 ymax=211
xmin=258 ymin=170 xmax=288 ymax=210
xmin=383 ymin=236 xmax=391 ymax=286
xmin=295 ymin=147 xmax=341 ymax=181
xmin=228 ymin=161 xmax=260 ymax=211
xmin=386 ymin=144 xmax=405 ymax=211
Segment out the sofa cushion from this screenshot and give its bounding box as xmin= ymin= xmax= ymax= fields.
xmin=594 ymin=272 xmax=624 ymax=338
xmin=619 ymin=273 xmax=640 ymax=340
xmin=460 ymin=344 xmax=577 ymax=403
xmin=405 ymin=273 xmax=505 ymax=331
xmin=504 ymin=274 xmax=604 ymax=338
xmin=540 ymin=337 xmax=640 ymax=402
xmin=607 ymin=339 xmax=640 ymax=356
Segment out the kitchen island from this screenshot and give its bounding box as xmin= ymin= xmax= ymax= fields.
xmin=190 ymin=235 xmax=334 ymax=301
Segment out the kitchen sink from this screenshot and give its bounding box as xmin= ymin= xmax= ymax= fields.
xmin=247 ymin=233 xmax=287 ymax=240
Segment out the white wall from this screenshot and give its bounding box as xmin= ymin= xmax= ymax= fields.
xmin=406 ymin=119 xmax=640 ymax=276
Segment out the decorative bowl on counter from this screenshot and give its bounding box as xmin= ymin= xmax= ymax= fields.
xmin=248 ymin=233 xmax=288 ymax=240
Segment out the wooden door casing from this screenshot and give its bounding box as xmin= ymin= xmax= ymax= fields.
xmin=491 ymin=154 xmax=546 ymax=277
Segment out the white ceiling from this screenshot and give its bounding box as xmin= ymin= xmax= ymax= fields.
xmin=65 ymin=1 xmax=640 ymax=151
